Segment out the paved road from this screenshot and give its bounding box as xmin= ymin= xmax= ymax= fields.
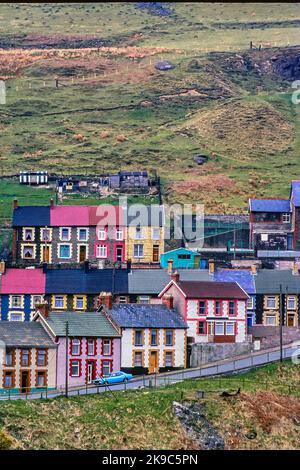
xmin=1 ymin=341 xmax=299 ymax=401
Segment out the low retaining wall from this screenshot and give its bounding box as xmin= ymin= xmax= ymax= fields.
xmin=190 ymin=342 xmax=253 ymax=367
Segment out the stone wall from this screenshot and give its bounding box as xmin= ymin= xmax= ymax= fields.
xmin=189 ymin=342 xmax=252 ymax=367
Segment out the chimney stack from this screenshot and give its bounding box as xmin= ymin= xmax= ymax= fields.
xmin=13 ymin=198 xmax=18 ymax=210
xmin=99 ymin=291 xmax=113 ymax=310
xmin=50 ymin=198 xmax=54 ymax=208
xmin=292 ymin=261 xmax=299 ymax=275
xmin=171 ymin=271 xmax=180 ymax=283
xmin=36 ymin=301 xmax=50 ymax=318
xmin=0 ymin=261 xmax=5 ymax=274
xmin=208 ymin=259 xmax=215 ymax=275
xmin=162 ymin=294 xmax=174 ymax=310
xmin=167 ymin=258 xmax=173 ymax=275
xmin=251 ymin=264 xmax=257 ymax=275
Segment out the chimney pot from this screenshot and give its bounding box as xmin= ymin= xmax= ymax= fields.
xmin=171 ymin=271 xmax=180 ymax=283
xmin=251 ymin=264 xmax=257 ymax=275
xmin=50 ymin=198 xmax=54 ymax=208
xmin=99 ymin=291 xmax=113 ymax=310
xmin=13 ymin=198 xmax=18 ymax=210
xmin=36 ymin=301 xmax=50 ymax=318
xmin=208 ymin=259 xmax=215 ymax=275
xmin=0 ymin=261 xmax=5 ymax=274
xmin=167 ymin=258 xmax=173 ymax=275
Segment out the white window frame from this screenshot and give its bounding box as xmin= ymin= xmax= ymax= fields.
xmin=31 ymin=295 xmax=44 ymax=309
xmin=266 ymin=296 xmax=276 ymax=309
xmin=215 ymin=322 xmax=224 ymax=335
xmin=97 ymin=228 xmax=107 ymax=240
xmin=135 ymin=227 xmax=143 ymax=240
xmin=134 ymin=244 xmax=144 ymax=258
xmin=21 ymin=244 xmax=36 ymax=259
xmin=58 ymin=243 xmax=72 ymax=259
xmin=118 ymin=296 xmax=127 ymax=304
xmin=60 ymin=227 xmax=71 ymax=241
xmin=54 ymin=295 xmax=65 ymax=309
xmin=287 ymin=296 xmax=295 ymax=310
xmin=152 ymin=228 xmax=160 ymax=240
xmin=103 ymin=339 xmax=111 ymax=356
xmin=225 ymin=322 xmax=235 ymax=335
xmin=282 ymin=213 xmax=291 ymax=223
xmin=23 ymin=227 xmax=35 ymax=242
xmin=70 ymin=360 xmax=80 ymax=377
xmin=138 ymin=295 xmax=150 ymax=304
xmin=40 ymin=228 xmax=52 ymax=242
xmin=116 ymin=228 xmax=123 ymax=241
xmin=87 ymin=339 xmax=95 ymax=356
xmin=10 ymin=295 xmax=23 ymax=308
xmin=75 ymin=296 xmax=85 ymax=310
xmin=77 ymin=228 xmax=88 ymax=242
xmin=265 ymin=315 xmax=276 ymax=326
xmin=102 ymin=360 xmax=112 ymax=376
xmin=96 ymin=244 xmax=107 ymax=258
xmin=165 ymin=351 xmax=173 ymax=367
xmin=134 ymin=352 xmax=143 ymax=367
xmin=247 ymin=297 xmax=254 ymax=310
xmin=8 ymin=311 xmax=24 ymax=321
xmin=71 ymin=338 xmax=80 ymax=356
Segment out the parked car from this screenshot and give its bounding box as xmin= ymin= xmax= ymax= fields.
xmin=92 ymin=371 xmax=133 ymax=386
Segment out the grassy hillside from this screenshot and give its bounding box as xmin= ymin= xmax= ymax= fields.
xmin=1 ymin=3 xmax=300 ymax=212
xmin=0 ymin=362 xmax=299 ymax=450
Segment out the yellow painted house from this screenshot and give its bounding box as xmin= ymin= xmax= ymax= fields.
xmin=126 ymin=205 xmax=165 ymax=264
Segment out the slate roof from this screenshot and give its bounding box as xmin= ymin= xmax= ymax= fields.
xmin=214 ymin=269 xmax=255 ymax=294
xmin=254 ymin=269 xmax=300 ymax=294
xmin=0 ymin=268 xmax=46 ymax=294
xmin=12 ymin=206 xmax=50 ymax=227
xmin=45 ymin=268 xmax=128 ymax=294
xmin=128 ymin=268 xmax=212 ymax=294
xmin=290 ymin=181 xmax=300 ymax=207
xmin=126 ymin=204 xmax=164 ymax=227
xmin=177 ymin=281 xmax=248 ymax=299
xmin=249 ymin=199 xmax=291 ymax=213
xmin=110 ymin=304 xmax=187 ymax=329
xmin=44 ymin=311 xmax=120 ymax=337
xmin=0 ymin=322 xmax=56 ymax=348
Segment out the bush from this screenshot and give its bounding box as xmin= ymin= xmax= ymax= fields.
xmin=0 ymin=430 xmax=14 ymax=450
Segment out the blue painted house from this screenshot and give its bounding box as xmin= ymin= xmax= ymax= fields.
xmin=214 ymin=268 xmax=256 ymax=327
xmin=160 ymin=248 xmax=204 ymax=269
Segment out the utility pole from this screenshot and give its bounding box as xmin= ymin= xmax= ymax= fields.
xmin=279 ymin=284 xmax=283 ymax=362
xmin=233 ymin=227 xmax=236 ymax=260
xmin=65 ymin=321 xmax=69 ymax=397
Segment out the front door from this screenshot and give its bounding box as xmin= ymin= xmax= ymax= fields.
xmin=116 ymin=245 xmax=123 ymax=262
xmin=79 ymin=245 xmax=87 ymax=262
xmin=87 ymin=362 xmax=95 ymax=384
xmin=42 ymin=245 xmax=50 ymax=263
xmin=152 ymin=245 xmax=159 ymax=262
xmin=21 ymin=371 xmax=29 ymax=394
xmin=287 ymin=314 xmax=295 ymax=327
xmin=149 ymin=351 xmax=158 ymax=374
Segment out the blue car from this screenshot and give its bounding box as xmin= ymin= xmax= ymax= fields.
xmin=92 ymin=371 xmax=133 ymax=386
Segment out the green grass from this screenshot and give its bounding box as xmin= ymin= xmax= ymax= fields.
xmin=0 ymin=361 xmax=299 ymax=450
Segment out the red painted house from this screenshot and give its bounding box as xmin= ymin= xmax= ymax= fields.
xmin=158 ymin=272 xmax=248 ymax=344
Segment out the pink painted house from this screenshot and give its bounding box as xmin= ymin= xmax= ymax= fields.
xmin=158 ymin=272 xmax=248 ymax=344
xmin=34 ymin=308 xmax=121 ymax=388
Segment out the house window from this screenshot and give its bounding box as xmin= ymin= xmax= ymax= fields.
xmin=138 ymin=295 xmax=150 ymax=304
xmin=21 ymin=349 xmax=30 ymax=366
xmin=152 ymin=228 xmax=160 ymax=240
xmin=71 ymin=339 xmax=80 ymax=356
xmin=59 ymin=244 xmax=71 ymax=259
xmin=226 ymin=322 xmax=235 ymax=335
xmin=199 ymin=301 xmax=206 ymax=315
xmin=134 ymin=244 xmax=144 ymax=258
xmin=37 ymin=349 xmax=47 ymax=366
xmin=3 ymin=372 xmax=13 ymax=388
xmin=24 ymin=228 xmax=34 ymax=241
xmin=5 ymin=349 xmax=13 ymax=366
xmin=261 ymin=233 xmax=268 ymax=242
xmin=165 ymin=352 xmax=173 ymax=368
xmin=198 ymin=321 xmax=206 ymax=335
xmin=178 ymin=254 xmax=192 ymax=260
xmin=32 ymin=295 xmax=43 ymax=307
xmin=135 ymin=227 xmax=143 ymax=239
xmin=87 ymin=339 xmax=95 ymax=356
xmin=266 ymin=315 xmax=276 ymax=326
xmin=11 ymin=295 xmax=22 ymax=308
xmin=41 ymin=228 xmax=51 ymax=242
xmin=103 ymin=339 xmax=111 ymax=355
xmin=70 ymin=360 xmax=80 ymax=377
xmin=215 ymin=301 xmax=221 ymax=315
xmin=9 ymin=313 xmax=23 ymax=321
xmin=150 ymin=330 xmax=158 ymax=346
xmin=215 ymin=322 xmax=224 ymax=335
xmin=134 ymin=352 xmax=143 ymax=367
xmin=60 ymin=228 xmax=71 ymax=241
xmin=165 ymin=330 xmax=174 ymax=346
xmin=134 ymin=330 xmax=143 ymax=347
xmin=96 ymin=244 xmax=107 ymax=258
xmin=102 ymin=360 xmax=112 ymax=376
xmin=282 ymin=213 xmax=290 ymax=223
xmin=266 ymin=296 xmax=276 ymax=309
xmin=54 ymin=296 xmax=65 ymax=309
xmin=22 ymin=245 xmax=35 ymax=259
xmin=287 ymin=296 xmax=296 ymax=310
xmin=78 ymin=228 xmax=88 ymax=241
xmin=207 ymin=321 xmax=214 ymax=335
xmin=98 ymin=228 xmax=107 ymax=240
xmin=118 ymin=296 xmax=127 ymax=304
xmin=75 ymin=296 xmax=85 ymax=310
xmin=36 ymin=372 xmax=46 ymax=388
xmin=116 ymin=228 xmax=123 ymax=240
xmin=247 ymin=297 xmax=254 ymax=310
xmin=229 ymin=301 xmax=235 ymax=316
